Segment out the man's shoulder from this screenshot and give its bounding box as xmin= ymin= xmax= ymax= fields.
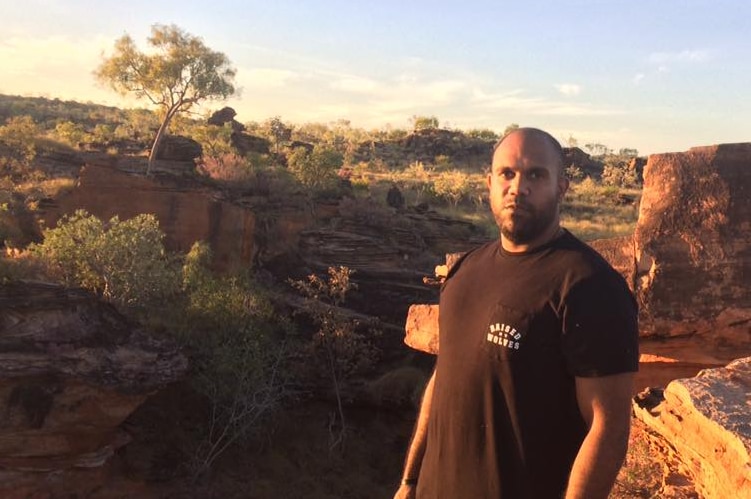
xmin=555 ymin=231 xmax=621 ymax=275
xmin=445 ymin=240 xmax=497 ymax=279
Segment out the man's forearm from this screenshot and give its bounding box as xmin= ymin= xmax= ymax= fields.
xmin=400 ymin=370 xmax=435 ymax=483
xmin=565 ymin=415 xmax=630 ymax=499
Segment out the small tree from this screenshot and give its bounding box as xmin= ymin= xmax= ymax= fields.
xmin=265 ymin=116 xmax=292 ymax=154
xmin=0 ymin=116 xmax=39 ymax=180
xmin=503 ymin=123 xmax=520 ymax=137
xmin=290 ymin=266 xmax=378 ymax=452
xmin=433 ymin=170 xmax=471 ymax=208
xmin=411 ymin=115 xmax=440 ymax=132
xmin=286 ymin=144 xmax=343 ymax=191
xmin=96 ymin=24 xmax=236 ymax=174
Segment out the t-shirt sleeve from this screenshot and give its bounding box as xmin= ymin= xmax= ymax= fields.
xmin=561 ymin=271 xmax=639 ymax=377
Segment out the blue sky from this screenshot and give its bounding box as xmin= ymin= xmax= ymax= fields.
xmin=1 ymin=0 xmax=749 ymax=155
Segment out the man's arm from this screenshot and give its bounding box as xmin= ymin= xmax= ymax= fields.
xmin=565 ymin=372 xmax=634 ymax=499
xmin=394 ymin=369 xmax=436 ymax=499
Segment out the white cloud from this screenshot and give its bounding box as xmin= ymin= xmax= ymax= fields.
xmin=632 ymin=73 xmax=645 ymax=85
xmin=555 ymin=84 xmax=581 ymax=96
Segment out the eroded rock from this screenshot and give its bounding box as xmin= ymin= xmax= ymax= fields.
xmin=633 ymin=357 xmax=751 ymax=499
xmin=0 ymin=281 xmax=186 ymax=494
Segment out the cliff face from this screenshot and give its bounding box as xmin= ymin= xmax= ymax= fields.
xmin=46 ymin=163 xmax=257 ymax=272
xmin=0 ymin=281 xmax=186 ymax=496
xmin=634 ymin=143 xmax=751 ymax=335
xmin=586 ymin=143 xmax=751 ymax=388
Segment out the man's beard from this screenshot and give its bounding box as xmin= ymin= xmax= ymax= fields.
xmin=494 ymin=198 xmax=560 ymax=245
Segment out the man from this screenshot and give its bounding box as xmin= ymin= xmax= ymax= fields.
xmin=395 ymin=128 xmax=639 ymax=499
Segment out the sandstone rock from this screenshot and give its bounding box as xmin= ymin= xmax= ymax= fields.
xmin=207 ymin=106 xmax=245 ymax=132
xmin=0 ymin=281 xmax=186 ymax=494
xmin=635 ymin=144 xmax=751 ymax=332
xmin=45 ymin=163 xmax=258 ymax=272
xmin=405 ymin=304 xmax=439 ymax=354
xmin=563 ymin=147 xmax=601 ymax=178
xmin=633 ymin=357 xmax=751 ymax=499
xmin=155 ymin=134 xmax=202 ymax=161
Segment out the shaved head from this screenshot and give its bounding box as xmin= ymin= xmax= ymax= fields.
xmin=493 ymin=128 xmax=564 ymax=177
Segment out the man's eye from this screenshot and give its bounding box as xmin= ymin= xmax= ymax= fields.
xmin=528 ymin=170 xmax=545 ymax=180
xmin=501 ymin=170 xmax=515 ymax=180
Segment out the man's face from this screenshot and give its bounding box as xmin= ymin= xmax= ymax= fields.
xmin=487 ymin=131 xmax=568 ymax=248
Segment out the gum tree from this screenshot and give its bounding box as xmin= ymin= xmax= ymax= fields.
xmin=96 ymin=24 xmax=236 ymax=174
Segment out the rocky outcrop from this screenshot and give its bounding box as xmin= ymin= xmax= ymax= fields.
xmin=45 ymin=163 xmax=258 ymax=271
xmin=633 ymin=357 xmax=751 ymax=499
xmin=155 ymin=134 xmax=202 ymax=162
xmin=634 ymin=144 xmax=751 ymax=336
xmin=207 ymin=106 xmax=245 ymax=132
xmin=231 ymin=132 xmax=271 ymax=156
xmin=563 ymin=147 xmax=602 ymax=178
xmin=591 ymin=143 xmax=751 ymax=385
xmin=353 ymin=129 xmax=493 ymax=169
xmin=0 ymin=281 xmax=186 ymax=495
xmin=296 ymin=203 xmax=484 ymax=326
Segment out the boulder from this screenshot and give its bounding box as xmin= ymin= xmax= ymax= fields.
xmin=634 ymin=143 xmax=751 ymax=337
xmin=563 ymin=147 xmax=602 ymax=178
xmin=155 ymin=134 xmax=202 ymax=161
xmin=231 ymin=132 xmax=271 ymax=155
xmin=0 ymin=281 xmax=187 ymax=494
xmin=633 ymin=357 xmax=751 ymax=499
xmin=207 ymin=106 xmax=246 ymax=132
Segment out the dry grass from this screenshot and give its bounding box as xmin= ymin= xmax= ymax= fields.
xmin=611 ymin=418 xmax=665 ymax=498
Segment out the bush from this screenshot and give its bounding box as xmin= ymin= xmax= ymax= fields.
xmin=179 ymin=241 xmax=291 ymax=478
xmin=286 ymin=144 xmax=343 ymax=192
xmin=31 ymin=210 xmax=179 ymax=310
xmin=433 ymin=169 xmax=471 ymax=207
xmin=0 ymin=116 xmax=39 ymax=179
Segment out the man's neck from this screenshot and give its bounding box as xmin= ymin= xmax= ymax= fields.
xmin=500 ymin=224 xmax=564 ymax=254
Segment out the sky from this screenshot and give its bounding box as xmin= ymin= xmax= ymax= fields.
xmin=1 ymin=0 xmax=750 ymax=155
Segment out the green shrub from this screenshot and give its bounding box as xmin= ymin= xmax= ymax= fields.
xmin=286 ymin=144 xmax=343 ymax=192
xmin=31 ymin=210 xmax=179 ymax=310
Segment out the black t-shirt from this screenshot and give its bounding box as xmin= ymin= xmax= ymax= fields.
xmin=417 ymin=231 xmax=639 ymax=499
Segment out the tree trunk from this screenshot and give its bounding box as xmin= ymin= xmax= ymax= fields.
xmin=147 ymin=108 xmax=176 ymax=175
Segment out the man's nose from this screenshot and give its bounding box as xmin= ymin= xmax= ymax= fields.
xmin=508 ymin=174 xmax=529 ymax=196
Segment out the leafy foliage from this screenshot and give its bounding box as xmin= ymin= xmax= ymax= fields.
xmin=179 ymin=241 xmax=291 ymax=478
xmin=0 ymin=116 xmax=40 ymax=180
xmin=410 ymin=115 xmax=440 ymax=131
xmin=432 ymin=169 xmax=471 ymax=207
xmin=286 ymin=144 xmax=343 ymax=191
xmin=31 ymin=210 xmax=178 ymax=310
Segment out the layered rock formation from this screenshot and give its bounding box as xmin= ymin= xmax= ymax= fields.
xmin=0 ymin=281 xmax=186 ymax=495
xmin=633 ymin=357 xmax=751 ymax=499
xmin=45 ymin=163 xmax=258 ymax=272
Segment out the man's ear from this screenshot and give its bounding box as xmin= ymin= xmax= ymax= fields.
xmin=558 ymin=176 xmax=569 ymax=201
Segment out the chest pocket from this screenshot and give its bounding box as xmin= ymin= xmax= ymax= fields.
xmin=481 ymin=303 xmax=531 ymax=362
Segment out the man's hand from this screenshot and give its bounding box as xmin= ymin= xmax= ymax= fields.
xmin=393 ymin=483 xmax=416 ymax=499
